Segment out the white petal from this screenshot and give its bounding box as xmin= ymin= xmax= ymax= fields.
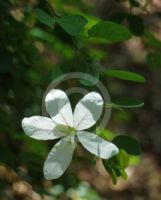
xmin=77 ymin=131 xmax=119 ymax=159
xmin=43 ymin=136 xmax=76 ymax=180
xmin=22 ymin=116 xmax=59 ymax=140
xmin=73 ymin=92 xmax=103 ymax=130
xmin=45 ymin=89 xmax=73 ymax=127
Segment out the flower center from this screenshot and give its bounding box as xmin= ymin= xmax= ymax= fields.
xmin=68 ymin=126 xmax=77 ymax=135
xmin=54 ymin=124 xmax=76 ymax=136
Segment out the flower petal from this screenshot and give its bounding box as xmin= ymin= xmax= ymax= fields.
xmin=43 ymin=136 xmax=76 ymax=180
xmin=77 ymin=131 xmax=119 ymax=159
xmin=45 ymin=89 xmax=73 ymax=127
xmin=73 ymin=92 xmax=103 ymax=130
xmin=22 ymin=116 xmax=60 ymax=140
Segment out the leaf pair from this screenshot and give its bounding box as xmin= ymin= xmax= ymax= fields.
xmin=103 ymin=135 xmax=141 ymax=184
xmin=103 ymin=150 xmax=129 ymax=185
xmin=35 ymin=8 xmax=87 ymax=36
xmin=35 ymin=8 xmax=133 ymax=43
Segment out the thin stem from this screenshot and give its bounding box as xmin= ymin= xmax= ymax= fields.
xmin=46 ymin=0 xmax=59 ymax=17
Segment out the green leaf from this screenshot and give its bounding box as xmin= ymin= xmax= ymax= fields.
xmin=120 ymin=169 xmax=128 ymax=179
xmin=110 ymin=150 xmax=129 ymax=174
xmin=116 ymin=149 xmax=129 ymax=169
xmin=113 ymin=135 xmax=141 ymax=155
xmin=102 ymin=149 xmax=129 ymax=184
xmin=96 ymin=128 xmax=115 ymax=141
xmin=105 ymin=69 xmax=146 ymax=83
xmin=30 ymin=28 xmax=55 ymax=42
xmin=102 ymin=159 xmax=112 ymax=175
xmin=105 ymin=103 xmax=124 ymax=111
xmin=113 ymin=98 xmax=144 ymax=108
xmin=79 ymin=61 xmax=100 ymax=86
xmin=57 ymin=15 xmax=88 ymax=36
xmin=127 ymin=14 xmax=144 ymax=36
xmin=35 ymin=8 xmax=55 ymax=28
xmin=88 ymin=21 xmax=132 ymax=43
xmin=111 ymin=169 xmax=118 ymax=185
xmin=102 ymin=159 xmax=118 ymax=185
xmin=129 ymin=155 xmax=140 ymax=165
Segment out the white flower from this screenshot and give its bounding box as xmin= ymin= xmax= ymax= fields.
xmin=22 ymin=89 xmax=119 ymax=179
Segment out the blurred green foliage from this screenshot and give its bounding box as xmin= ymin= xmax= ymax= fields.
xmin=1 ymin=0 xmax=161 ymax=199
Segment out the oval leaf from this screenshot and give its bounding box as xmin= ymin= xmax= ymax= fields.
xmin=35 ymin=8 xmax=55 ymax=28
xmin=105 ymin=69 xmax=146 ymax=83
xmin=57 ymin=15 xmax=88 ymax=36
xmin=113 ymin=98 xmax=144 ymax=108
xmin=112 ymin=135 xmax=141 ymax=155
xmin=102 ymin=159 xmax=118 ymax=185
xmin=88 ymin=21 xmax=132 ymax=43
xmin=116 ymin=149 xmax=129 ymax=169
xmin=79 ymin=61 xmax=100 ymax=86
